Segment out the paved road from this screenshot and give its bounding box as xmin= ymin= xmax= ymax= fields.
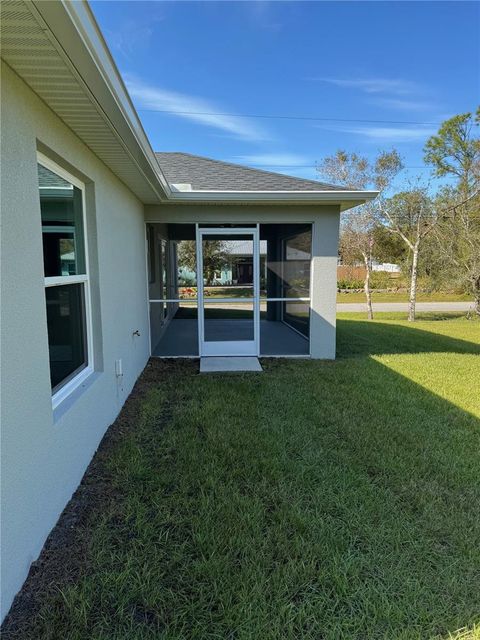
xmin=337 ymin=301 xmax=474 ymax=313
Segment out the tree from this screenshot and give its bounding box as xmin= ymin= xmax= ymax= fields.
xmin=318 ymin=149 xmax=403 ymax=319
xmin=378 ymin=187 xmax=436 ymax=321
xmin=178 ymin=239 xmax=228 ymax=286
xmin=432 ymin=188 xmax=480 ymax=315
xmin=372 ymin=224 xmax=407 ymax=265
xmin=424 ymin=110 xmax=480 ymax=198
xmin=424 ymin=109 xmax=480 ymax=314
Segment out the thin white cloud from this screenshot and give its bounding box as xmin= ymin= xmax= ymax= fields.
xmin=231 ymin=153 xmax=309 ymax=166
xmin=370 ymin=97 xmax=435 ymax=112
xmin=313 ymin=76 xmax=442 ymax=115
xmin=105 ymin=25 xmax=154 ymax=59
xmin=126 ymin=76 xmax=270 ymax=142
xmin=247 ymin=1 xmax=283 ymax=32
xmin=321 ymin=125 xmax=437 ymax=143
xmin=317 ymin=77 xmax=418 ymax=96
xmin=101 ymin=10 xmax=165 ymax=61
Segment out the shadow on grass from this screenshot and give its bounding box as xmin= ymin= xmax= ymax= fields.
xmin=337 ymin=318 xmax=480 ymax=358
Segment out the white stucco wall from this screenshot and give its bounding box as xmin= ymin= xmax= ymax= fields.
xmin=0 ymin=62 xmax=151 ymax=619
xmin=310 ymin=210 xmax=340 ymax=359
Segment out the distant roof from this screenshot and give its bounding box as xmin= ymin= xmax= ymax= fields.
xmin=225 ymin=240 xmax=267 ymax=255
xmin=155 ymin=152 xmax=349 ymax=192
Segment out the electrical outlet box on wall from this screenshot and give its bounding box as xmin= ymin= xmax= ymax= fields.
xmin=115 ymin=359 xmax=123 ymax=377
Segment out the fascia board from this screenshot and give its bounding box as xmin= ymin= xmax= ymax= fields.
xmin=167 ymin=190 xmax=379 ymax=206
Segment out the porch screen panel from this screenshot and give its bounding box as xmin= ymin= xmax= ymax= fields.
xmin=259 ymin=224 xmax=312 ymax=356
xmin=148 ymin=226 xmax=199 ymax=356
xmin=203 ymin=300 xmax=254 ymax=342
xmin=201 ymin=235 xmax=254 ymax=296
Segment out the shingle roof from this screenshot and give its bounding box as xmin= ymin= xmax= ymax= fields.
xmin=225 ymin=240 xmax=267 ymax=255
xmin=155 ymin=152 xmax=349 ymax=192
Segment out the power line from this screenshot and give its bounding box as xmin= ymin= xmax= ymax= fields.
xmin=138 ymin=108 xmax=441 ymax=127
xmin=245 ymin=164 xmax=431 ymax=169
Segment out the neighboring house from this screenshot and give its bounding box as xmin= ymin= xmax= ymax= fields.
xmin=0 ymin=0 xmax=377 ymax=621
xmin=372 ymin=262 xmax=401 ymax=273
xmin=179 ymin=240 xmax=269 ymax=286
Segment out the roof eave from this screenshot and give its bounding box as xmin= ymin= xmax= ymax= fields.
xmin=28 ymin=0 xmax=171 ymax=201
xmin=167 ymin=190 xmax=379 ymax=209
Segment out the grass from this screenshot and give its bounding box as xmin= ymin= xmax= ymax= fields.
xmin=183 ymin=287 xmax=471 ymax=304
xmin=182 ymin=287 xmax=263 ymax=299
xmin=337 ymin=291 xmax=472 ymax=303
xmin=182 ymin=287 xmax=471 ymax=304
xmin=3 ymin=315 xmax=480 ymax=640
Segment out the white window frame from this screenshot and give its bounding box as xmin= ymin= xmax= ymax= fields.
xmin=38 ymin=152 xmax=94 ymax=409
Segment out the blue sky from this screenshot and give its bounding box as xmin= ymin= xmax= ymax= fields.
xmin=91 ymin=1 xmax=479 ymax=186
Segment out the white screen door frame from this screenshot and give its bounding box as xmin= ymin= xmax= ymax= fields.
xmin=196 ymin=225 xmax=260 ymax=357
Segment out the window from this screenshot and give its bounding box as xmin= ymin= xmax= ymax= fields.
xmin=38 ymin=155 xmax=93 ymax=405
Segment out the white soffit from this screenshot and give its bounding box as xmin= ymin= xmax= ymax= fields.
xmin=0 ymin=0 xmax=168 ymax=203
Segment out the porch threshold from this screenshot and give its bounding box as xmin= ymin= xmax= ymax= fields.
xmin=200 ymin=357 xmax=263 ymax=373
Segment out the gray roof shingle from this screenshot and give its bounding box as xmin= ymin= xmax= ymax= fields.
xmin=155 ymin=152 xmax=349 ymax=192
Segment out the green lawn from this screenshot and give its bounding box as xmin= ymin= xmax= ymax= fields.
xmin=337 ymin=291 xmax=472 ymax=303
xmin=180 ymin=285 xmax=471 ymax=304
xmin=3 ymin=316 xmax=480 ymax=640
xmin=182 ymin=286 xmax=263 ymax=299
xmin=182 ymin=287 xmax=471 ymax=303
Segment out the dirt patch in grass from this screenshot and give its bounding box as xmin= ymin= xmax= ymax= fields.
xmin=1 ymin=359 xmax=198 ymax=639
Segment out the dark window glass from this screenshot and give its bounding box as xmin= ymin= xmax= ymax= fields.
xmin=38 ymin=164 xmax=85 ymax=276
xmin=45 ymin=284 xmax=87 ymax=391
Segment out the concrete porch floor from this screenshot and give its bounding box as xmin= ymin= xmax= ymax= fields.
xmin=152 ymin=319 xmax=309 ymax=357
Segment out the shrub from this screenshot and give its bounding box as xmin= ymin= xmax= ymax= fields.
xmin=370 ymin=271 xmax=392 ymax=289
xmin=337 ymin=277 xmax=364 ymax=289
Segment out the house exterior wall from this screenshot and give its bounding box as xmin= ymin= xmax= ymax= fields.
xmin=310 ymin=210 xmax=340 ymax=359
xmin=0 ymin=62 xmax=151 ymax=619
xmin=145 ymin=204 xmax=341 ymax=359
